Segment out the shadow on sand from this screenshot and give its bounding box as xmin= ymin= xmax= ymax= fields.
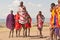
xmin=10 ymin=35 xmax=49 ymax=40
xmin=29 ymin=35 xmax=49 ymax=39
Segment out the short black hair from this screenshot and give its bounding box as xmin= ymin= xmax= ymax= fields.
xmin=10 ymin=10 xmax=13 ymax=14
xmin=51 ymin=3 xmax=55 ymax=6
xmin=39 ymin=11 xmax=42 ymax=13
xmin=20 ymin=1 xmax=23 ymax=4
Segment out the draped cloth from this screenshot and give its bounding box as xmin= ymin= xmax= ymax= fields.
xmin=50 ymin=9 xmax=55 ymax=28
xmin=6 ymin=14 xmax=15 ymax=30
xmin=37 ymin=15 xmax=44 ymax=29
xmin=18 ymin=6 xmax=27 ymax=24
xmin=54 ymin=5 xmax=60 ymax=37
xmin=55 ymin=5 xmax=60 ymax=27
xmin=25 ymin=13 xmax=32 ymax=28
xmin=15 ymin=14 xmax=22 ymax=30
xmin=55 ymin=28 xmax=60 ymax=37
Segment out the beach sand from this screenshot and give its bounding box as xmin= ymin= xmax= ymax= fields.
xmin=0 ymin=23 xmax=50 ymax=40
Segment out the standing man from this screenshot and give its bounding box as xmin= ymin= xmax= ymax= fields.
xmin=18 ymin=1 xmax=27 ymax=37
xmin=54 ymin=0 xmax=60 ymax=40
xmin=37 ymin=11 xmax=45 ymax=38
xmin=50 ymin=3 xmax=56 ymax=40
xmin=25 ymin=12 xmax=32 ymax=37
xmin=15 ymin=12 xmax=22 ymax=37
xmin=6 ymin=10 xmax=15 ymax=38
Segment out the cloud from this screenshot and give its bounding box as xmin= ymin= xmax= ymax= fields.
xmin=0 ymin=0 xmax=57 ymax=19
xmin=12 ymin=0 xmax=20 ymax=6
xmin=24 ymin=2 xmax=42 ymax=18
xmin=8 ymin=1 xmax=42 ymax=18
xmin=8 ymin=0 xmax=19 ymax=10
xmin=8 ymin=0 xmax=42 ymax=11
xmin=25 ymin=2 xmax=42 ymax=8
xmin=37 ymin=4 xmax=41 ymax=7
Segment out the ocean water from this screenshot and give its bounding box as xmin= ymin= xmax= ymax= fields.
xmin=32 ymin=18 xmax=50 ymax=23
xmin=0 ymin=19 xmax=6 ymax=23
xmin=0 ymin=18 xmax=50 ymax=23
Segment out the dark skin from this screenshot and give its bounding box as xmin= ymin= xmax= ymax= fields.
xmin=54 ymin=0 xmax=60 ymax=40
xmin=25 ymin=13 xmax=31 ymax=37
xmin=9 ymin=29 xmax=14 ymax=38
xmin=28 ymin=17 xmax=31 ymax=37
xmin=16 ymin=29 xmax=21 ymax=37
xmin=50 ymin=3 xmax=55 ymax=12
xmin=9 ymin=10 xmax=14 ymax=38
xmin=58 ymin=0 xmax=60 ymax=39
xmin=11 ymin=10 xmax=13 ymax=14
xmin=58 ymin=0 xmax=60 ymax=4
xmin=19 ymin=1 xmax=27 ymax=37
xmin=19 ymin=1 xmax=23 ymax=7
xmin=50 ymin=3 xmax=56 ymax=40
xmin=15 ymin=12 xmax=21 ymax=37
xmin=37 ymin=11 xmax=43 ymax=38
xmin=19 ymin=1 xmax=26 ymax=11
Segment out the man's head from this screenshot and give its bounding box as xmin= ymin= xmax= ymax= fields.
xmin=17 ymin=11 xmax=19 ymax=15
xmin=11 ymin=10 xmax=13 ymax=14
xmin=58 ymin=0 xmax=60 ymax=4
xmin=51 ymin=3 xmax=55 ymax=8
xmin=20 ymin=1 xmax=23 ymax=6
xmin=39 ymin=11 xmax=42 ymax=15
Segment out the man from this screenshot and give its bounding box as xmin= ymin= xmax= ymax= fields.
xmin=18 ymin=1 xmax=27 ymax=37
xmin=54 ymin=0 xmax=60 ymax=40
xmin=15 ymin=12 xmax=22 ymax=37
xmin=6 ymin=10 xmax=15 ymax=38
xmin=37 ymin=11 xmax=45 ymax=38
xmin=50 ymin=3 xmax=56 ymax=40
xmin=25 ymin=12 xmax=32 ymax=37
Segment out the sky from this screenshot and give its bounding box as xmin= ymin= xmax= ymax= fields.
xmin=0 ymin=0 xmax=57 ymax=19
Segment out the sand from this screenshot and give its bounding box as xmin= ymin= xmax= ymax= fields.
xmin=0 ymin=26 xmax=50 ymax=40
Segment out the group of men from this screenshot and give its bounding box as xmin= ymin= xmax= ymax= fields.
xmin=6 ymin=0 xmax=60 ymax=40
xmin=6 ymin=1 xmax=32 ymax=38
xmin=50 ymin=0 xmax=60 ymax=40
xmin=6 ymin=1 xmax=45 ymax=38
